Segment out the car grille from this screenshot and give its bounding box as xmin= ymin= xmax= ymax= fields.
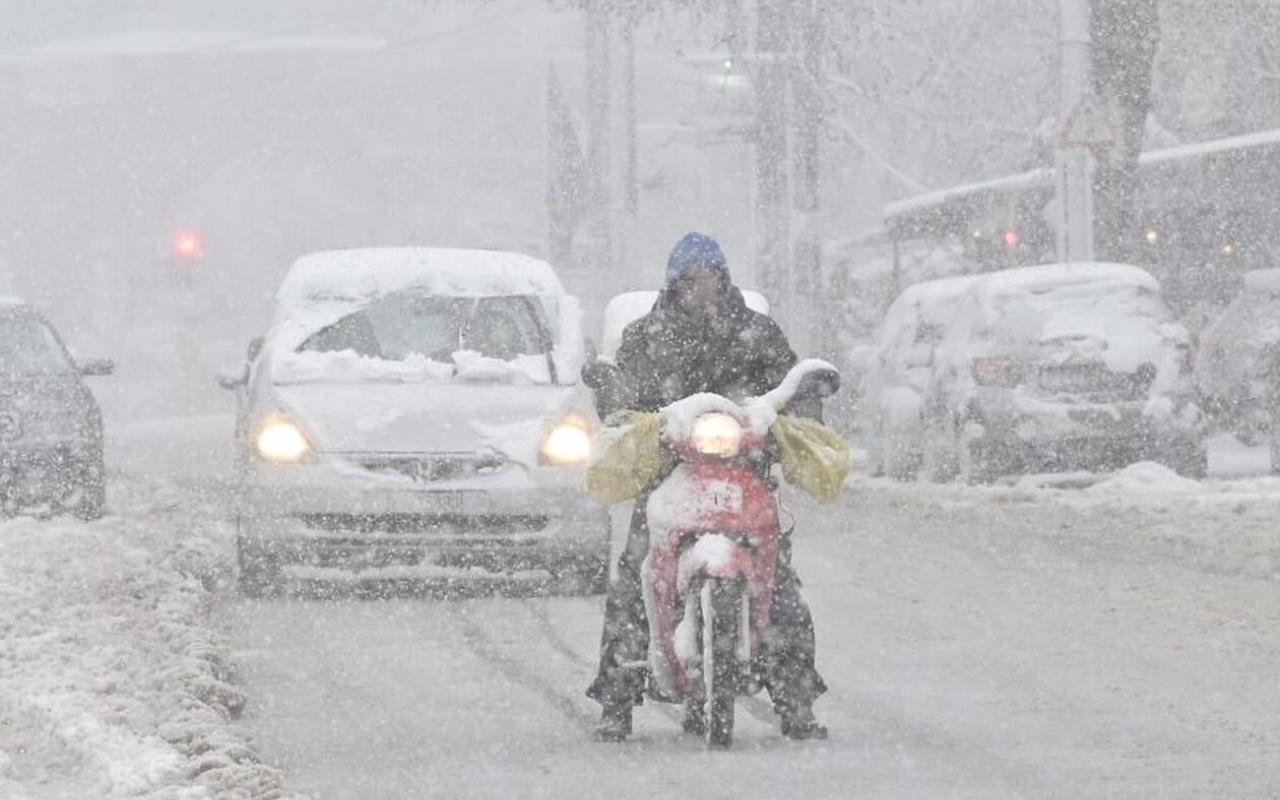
xmin=297 ymin=513 xmax=549 ymax=537
xmin=358 ymin=454 xmax=508 ymax=483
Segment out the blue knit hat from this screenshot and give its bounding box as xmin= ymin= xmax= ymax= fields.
xmin=665 ymin=232 xmax=729 ymax=285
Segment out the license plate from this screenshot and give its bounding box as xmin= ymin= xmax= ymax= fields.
xmin=418 ymin=491 xmax=465 ymax=514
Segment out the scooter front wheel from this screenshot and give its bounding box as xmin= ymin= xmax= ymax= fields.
xmin=701 ymin=577 xmax=745 ymax=749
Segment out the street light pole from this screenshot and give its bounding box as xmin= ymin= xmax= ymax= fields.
xmin=1056 ymin=0 xmax=1096 ymax=264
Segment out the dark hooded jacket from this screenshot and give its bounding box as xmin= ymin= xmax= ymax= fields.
xmin=605 ymin=282 xmax=799 ymax=416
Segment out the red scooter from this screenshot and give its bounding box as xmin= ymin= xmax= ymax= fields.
xmin=636 ymin=360 xmax=839 ymax=748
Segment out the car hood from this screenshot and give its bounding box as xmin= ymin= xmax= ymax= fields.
xmin=270 ymin=382 xmax=581 ymax=460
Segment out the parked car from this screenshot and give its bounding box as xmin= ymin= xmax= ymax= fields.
xmin=920 ymin=263 xmax=1206 ymax=482
xmin=0 ymin=298 xmax=113 ymax=518
xmin=860 ymin=273 xmax=987 ymax=479
xmin=224 ymin=248 xmax=610 ymax=596
xmin=1195 ymin=268 xmax=1280 ymax=444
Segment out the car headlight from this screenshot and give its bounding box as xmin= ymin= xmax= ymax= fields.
xmin=540 ymin=415 xmax=593 ymax=466
xmin=255 ymin=419 xmax=311 ymax=463
xmin=692 ymin=412 xmax=743 ymax=458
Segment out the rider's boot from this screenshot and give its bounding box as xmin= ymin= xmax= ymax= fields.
xmin=681 ymin=701 xmax=707 ymax=736
xmin=780 ymin=703 xmax=828 ymax=741
xmin=592 ymin=703 xmax=633 ymax=742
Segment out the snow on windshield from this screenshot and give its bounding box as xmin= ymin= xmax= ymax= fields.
xmin=267 ymin=248 xmax=583 ymax=384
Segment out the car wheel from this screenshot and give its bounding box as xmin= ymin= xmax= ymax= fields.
xmin=882 ymin=436 xmax=921 ymax=482
xmin=921 ymin=417 xmax=960 ymax=483
xmin=238 ymin=538 xmax=282 ymax=599
xmin=957 ymin=428 xmax=1000 ymax=485
xmin=71 ymin=453 xmax=106 ymax=521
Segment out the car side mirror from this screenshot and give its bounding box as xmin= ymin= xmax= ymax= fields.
xmin=77 ymin=357 xmax=114 ymax=377
xmin=216 ymin=370 xmax=245 ymax=391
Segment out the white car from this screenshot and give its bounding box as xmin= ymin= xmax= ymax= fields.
xmin=921 ymin=263 xmax=1205 ymax=482
xmin=1195 ymin=268 xmax=1280 ymax=444
xmin=226 ymin=248 xmax=610 ymax=596
xmin=860 ymin=273 xmax=987 ymax=479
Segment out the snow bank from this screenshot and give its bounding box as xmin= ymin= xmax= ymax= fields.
xmin=1087 ymin=461 xmax=1204 ymax=494
xmin=0 ymin=481 xmax=302 ymax=800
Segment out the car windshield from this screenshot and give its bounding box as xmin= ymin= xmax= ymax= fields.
xmin=0 ymin=316 xmax=73 ymax=375
xmin=299 ymin=293 xmax=550 ymax=362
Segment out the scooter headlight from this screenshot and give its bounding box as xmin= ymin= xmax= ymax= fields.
xmin=691 ymin=413 xmax=743 ymax=458
xmin=255 ymin=418 xmax=311 ymax=463
xmin=540 ymin=414 xmax=593 ymax=465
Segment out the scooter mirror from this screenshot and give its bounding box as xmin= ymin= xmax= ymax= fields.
xmin=798 ymin=367 xmax=841 ymax=400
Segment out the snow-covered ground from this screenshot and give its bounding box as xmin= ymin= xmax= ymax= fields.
xmin=224 ymin=476 xmax=1279 ymax=799
xmin=6 ymin=402 xmax=1279 ymax=798
xmin=0 ymin=476 xmax=297 ymax=800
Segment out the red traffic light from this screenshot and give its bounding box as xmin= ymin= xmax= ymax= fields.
xmin=173 ymin=232 xmax=202 ymax=260
xmin=1002 ymin=228 xmax=1020 ymax=248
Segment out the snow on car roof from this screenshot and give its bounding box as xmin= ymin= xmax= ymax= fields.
xmin=277 ymin=248 xmax=566 ymax=312
xmin=968 ymin=262 xmax=1158 ymax=299
xmin=879 ymin=273 xmax=987 ymax=339
xmin=1242 ymin=268 xmax=1280 ymax=295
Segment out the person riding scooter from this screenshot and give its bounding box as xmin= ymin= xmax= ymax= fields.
xmin=583 ymin=232 xmax=828 ymax=742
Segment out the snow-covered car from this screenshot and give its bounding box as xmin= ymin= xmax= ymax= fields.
xmin=860 ymin=273 xmax=987 ymax=479
xmin=920 ymin=263 xmax=1206 ymax=482
xmin=599 ymin=288 xmax=770 ymax=360
xmin=227 ymin=248 xmax=610 ymax=596
xmin=1195 ymin=268 xmax=1280 ymax=443
xmin=0 ymin=298 xmax=113 ymax=518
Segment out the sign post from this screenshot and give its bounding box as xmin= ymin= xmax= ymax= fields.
xmin=1055 ymin=0 xmax=1110 ymax=264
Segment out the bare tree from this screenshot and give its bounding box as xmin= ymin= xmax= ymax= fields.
xmin=1090 ymin=0 xmax=1159 ymax=263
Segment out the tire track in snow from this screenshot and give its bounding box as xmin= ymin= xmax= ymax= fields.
xmin=444 ymin=601 xmax=598 ymax=731
xmin=524 ymin=601 xmax=594 ymax=669
xmin=521 ymin=601 xmax=778 ymax=731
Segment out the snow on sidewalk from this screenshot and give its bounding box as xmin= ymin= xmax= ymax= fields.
xmin=0 ymin=479 xmax=302 ymax=800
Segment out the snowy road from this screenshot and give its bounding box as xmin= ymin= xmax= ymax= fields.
xmin=223 ymin=482 xmax=1280 ymax=799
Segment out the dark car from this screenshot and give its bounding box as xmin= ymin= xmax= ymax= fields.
xmin=0 ymin=299 xmax=113 ymax=518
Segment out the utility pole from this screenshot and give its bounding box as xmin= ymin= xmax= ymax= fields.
xmin=1090 ymin=0 xmax=1159 ymax=264
xmin=583 ymin=1 xmax=613 ymax=308
xmin=754 ymin=0 xmax=791 ymax=323
xmin=1055 ymin=0 xmax=1097 ymax=263
xmin=792 ymin=0 xmax=825 ymax=355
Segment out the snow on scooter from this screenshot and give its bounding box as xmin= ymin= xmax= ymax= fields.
xmin=588 ymin=359 xmax=846 ymax=749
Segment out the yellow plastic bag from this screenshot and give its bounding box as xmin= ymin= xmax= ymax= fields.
xmin=586 ymin=413 xmax=673 ymax=504
xmin=773 ymin=416 xmax=851 ymax=503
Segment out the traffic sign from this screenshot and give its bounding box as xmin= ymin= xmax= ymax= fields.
xmin=1060 ymin=93 xmax=1115 ymax=150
